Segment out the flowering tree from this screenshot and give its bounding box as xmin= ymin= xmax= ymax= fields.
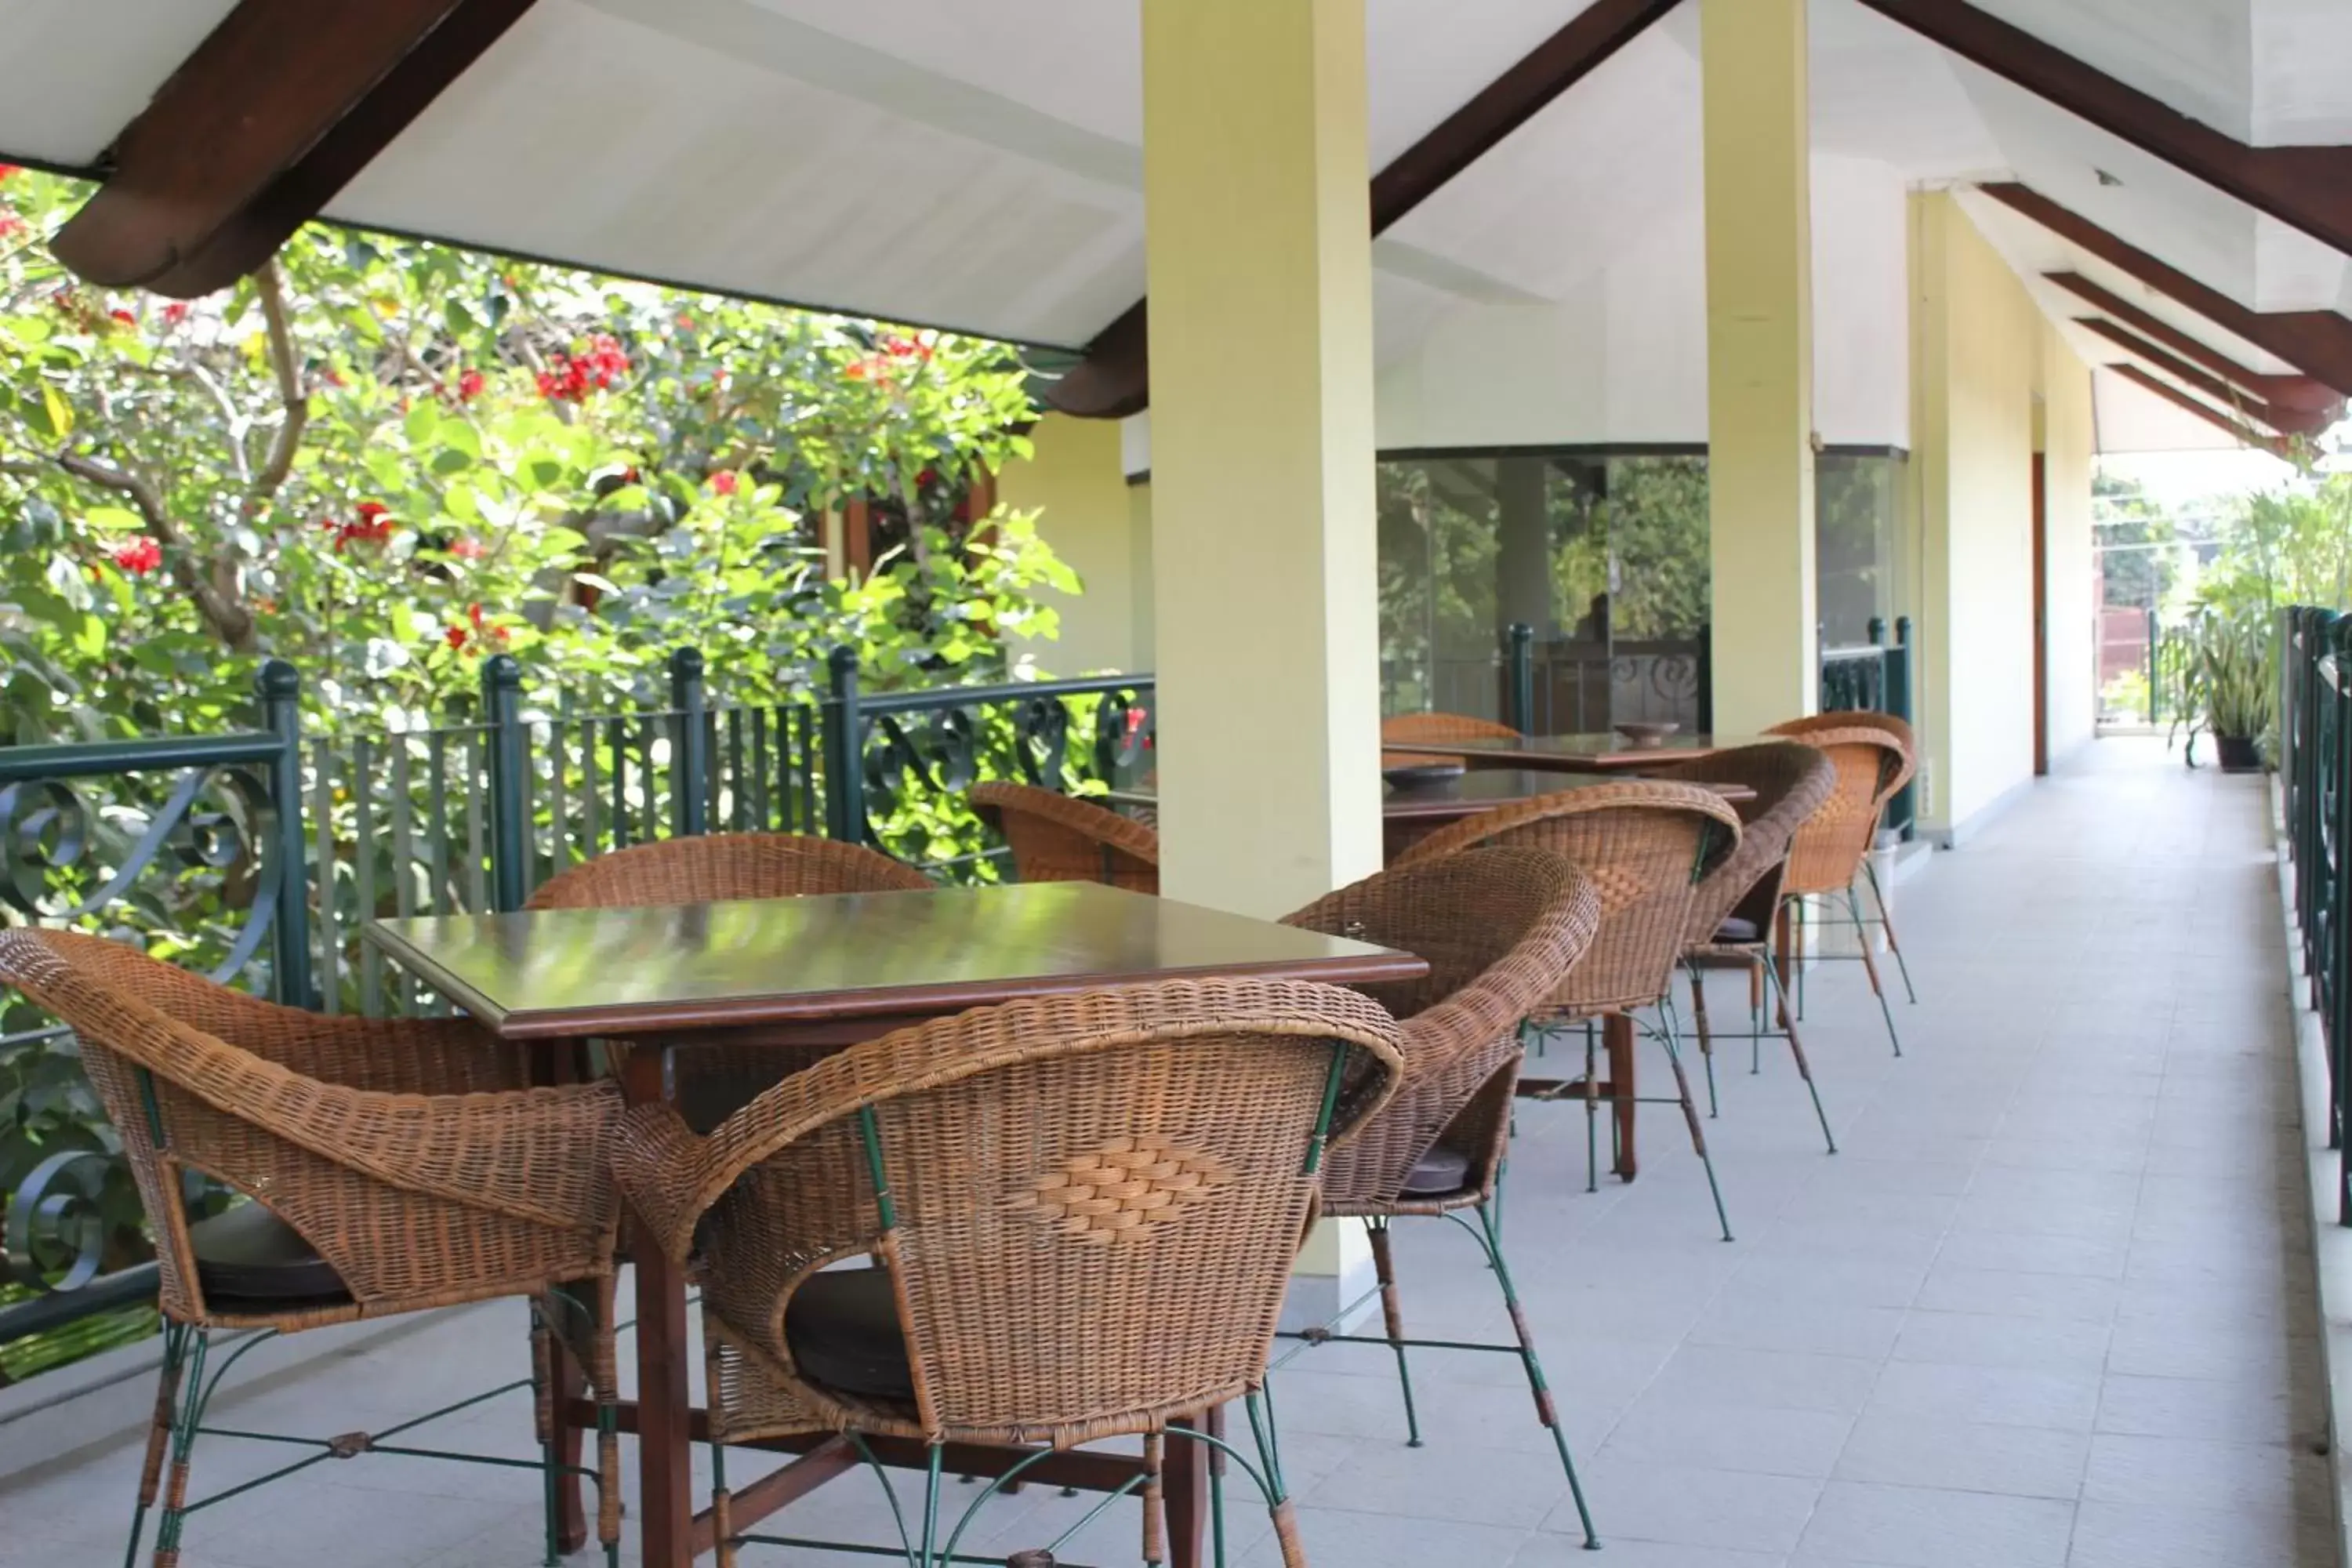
xmin=0 ymin=166 xmax=1065 ymax=744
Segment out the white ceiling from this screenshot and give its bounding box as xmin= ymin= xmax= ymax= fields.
xmin=0 ymin=0 xmax=2345 ymax=414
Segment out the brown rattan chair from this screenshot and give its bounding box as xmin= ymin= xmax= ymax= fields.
xmin=1764 ymin=713 xmax=1918 ymax=1054
xmin=970 ymin=780 xmax=1160 ymax=891
xmin=529 ymin=833 xmax=933 ymax=1130
xmin=1394 ymin=780 xmax=1744 ymax=1238
xmin=1650 ymin=743 xmax=1840 ymax=1148
xmin=1279 ymin=848 xmax=1606 ymax=1548
xmin=0 ymin=931 xmax=626 ymax=1568
xmin=1381 ymin=710 xmax=1519 ymax=768
xmin=612 ymin=978 xmax=1405 ymax=1568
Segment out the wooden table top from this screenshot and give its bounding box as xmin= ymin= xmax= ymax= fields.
xmin=1380 ymin=731 xmax=1768 ymax=771
xmin=1109 ymin=768 xmax=1753 ymax=822
xmin=365 ymin=881 xmax=1428 ymax=1040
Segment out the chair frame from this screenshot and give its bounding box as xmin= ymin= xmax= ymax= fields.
xmin=1275 ymin=847 xmax=1607 ymax=1548
xmin=0 ymin=930 xmax=627 ymax=1568
xmin=1394 ymin=781 xmax=1744 ymax=1239
xmin=612 ymin=978 xmax=1405 ymax=1568
xmin=970 ymin=780 xmax=1161 ymax=891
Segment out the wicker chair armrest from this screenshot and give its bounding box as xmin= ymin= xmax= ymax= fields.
xmin=1394 ymin=779 xmax=1745 ymax=870
xmin=666 ymin=979 xmax=1406 ymax=1263
xmin=611 ymin=1102 xmax=710 ymax=1261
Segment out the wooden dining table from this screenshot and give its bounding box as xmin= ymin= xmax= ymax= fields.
xmin=1381 ymin=731 xmax=1768 ymax=773
xmin=366 ymin=880 xmax=1426 ymax=1568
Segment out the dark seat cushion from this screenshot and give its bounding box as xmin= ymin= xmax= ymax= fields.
xmin=1715 ymin=916 xmax=1762 ymax=944
xmin=191 ymin=1202 xmax=349 ymax=1310
xmin=785 ymin=1266 xmax=914 ymax=1401
xmin=1400 ymin=1145 xmax=1473 ymax=1198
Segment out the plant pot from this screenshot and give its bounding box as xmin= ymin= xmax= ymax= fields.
xmin=2213 ymin=734 xmax=2263 ymax=773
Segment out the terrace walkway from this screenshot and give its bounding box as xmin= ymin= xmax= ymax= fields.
xmin=0 ymin=739 xmax=2328 ymax=1567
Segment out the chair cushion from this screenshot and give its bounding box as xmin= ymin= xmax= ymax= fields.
xmin=191 ymin=1202 xmax=349 ymax=1310
xmin=785 ymin=1266 xmax=915 ymax=1402
xmin=1399 ymin=1146 xmax=1473 ymax=1198
xmin=1714 ymin=916 xmax=1762 ymax=944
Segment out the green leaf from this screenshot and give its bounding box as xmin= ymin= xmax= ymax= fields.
xmin=38 ymin=383 xmax=72 ymax=439
xmin=81 ymin=506 xmax=143 ymax=533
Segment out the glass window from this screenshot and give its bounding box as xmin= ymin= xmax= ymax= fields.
xmin=1816 ymin=451 xmax=1904 ymax=649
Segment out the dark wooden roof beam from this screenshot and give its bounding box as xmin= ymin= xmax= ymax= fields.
xmin=1859 ymin=0 xmax=2352 ymax=260
xmin=2108 ymin=364 xmax=2292 ymax=458
xmin=1045 ymin=0 xmax=1687 ymax=419
xmin=2041 ymin=271 xmax=2338 ymax=413
xmin=2068 ymin=317 xmax=2340 ymax=437
xmin=53 ymin=0 xmax=539 ymax=298
xmin=1980 ymin=183 xmax=2352 ymax=399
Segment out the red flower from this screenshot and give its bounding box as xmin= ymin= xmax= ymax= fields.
xmin=107 ymin=308 xmax=136 ymax=326
xmin=161 ymin=302 xmax=190 ymax=327
xmin=0 ymin=215 xmax=24 ymax=241
xmin=707 ymin=470 xmax=739 ymax=496
xmin=323 ymin=368 xmax=346 ymax=388
xmin=536 ymin=335 xmax=630 ymax=403
xmin=445 ymin=625 xmax=469 ymax=651
xmin=0 ymin=165 xmax=18 ymax=182
xmin=111 ymin=538 xmax=162 ymax=576
xmin=468 ymin=603 xmax=487 ymax=630
xmin=323 ymin=502 xmax=396 ymax=552
xmin=450 ymin=537 xmax=488 ymax=560
xmin=456 ymin=368 xmax=485 ymax=401
xmin=676 ymin=313 xmax=695 ymax=328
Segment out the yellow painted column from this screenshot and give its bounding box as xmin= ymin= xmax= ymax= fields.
xmin=1143 ymin=0 xmax=1381 ymax=919
xmin=1701 ymin=0 xmax=1817 ymax=732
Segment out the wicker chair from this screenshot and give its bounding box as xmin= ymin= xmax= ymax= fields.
xmin=1649 ymin=743 xmax=1841 ymax=1149
xmin=612 ymin=978 xmax=1405 ymax=1568
xmin=1381 ymin=710 xmax=1519 ymax=768
xmin=0 ymin=931 xmax=626 ymax=1568
xmin=970 ymin=780 xmax=1160 ymax=891
xmin=1764 ymin=714 xmax=1918 ymax=1054
xmin=529 ymin=833 xmax=933 ymax=1131
xmin=1395 ymin=780 xmax=1744 ymax=1238
xmin=1280 ymin=848 xmax=1606 ymax=1547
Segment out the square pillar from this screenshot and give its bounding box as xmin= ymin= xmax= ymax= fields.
xmin=1702 ymin=0 xmax=1818 ymax=732
xmin=1143 ymin=0 xmax=1381 ymax=918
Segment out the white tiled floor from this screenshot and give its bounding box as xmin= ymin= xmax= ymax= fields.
xmin=0 ymin=739 xmax=2332 ymax=1566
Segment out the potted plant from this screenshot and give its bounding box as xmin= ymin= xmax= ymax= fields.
xmin=2182 ymin=606 xmax=2274 ymax=772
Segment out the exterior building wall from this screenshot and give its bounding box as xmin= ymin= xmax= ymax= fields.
xmin=995 ymin=412 xmax=1142 ymax=674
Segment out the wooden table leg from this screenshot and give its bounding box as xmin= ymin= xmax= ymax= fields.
xmin=1165 ymin=1410 xmax=1213 ymax=1568
xmin=1605 ymin=1013 xmax=1638 ymax=1181
xmin=622 ymin=1050 xmax=695 ymax=1568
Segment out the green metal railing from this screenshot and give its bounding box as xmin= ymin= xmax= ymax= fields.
xmin=2281 ymin=604 xmax=2349 ymax=1224
xmin=0 ymin=646 xmax=1154 ymax=1360
xmin=1817 ymin=616 xmax=1915 ymax=840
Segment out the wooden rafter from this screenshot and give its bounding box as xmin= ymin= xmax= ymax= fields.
xmin=1980 ymin=183 xmax=2352 ymax=399
xmin=1044 ymin=0 xmax=1686 ymax=419
xmin=1858 ymin=0 xmax=2352 ymax=260
xmin=53 ymin=0 xmax=539 ymax=298
xmin=2107 ymin=364 xmax=2292 ymax=459
xmin=2069 ymin=317 xmax=2339 ymax=437
xmin=2042 ymin=272 xmax=2339 ymax=414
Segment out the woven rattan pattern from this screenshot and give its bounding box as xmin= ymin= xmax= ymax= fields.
xmin=970 ymin=781 xmax=1160 ymax=891
xmin=1282 ymin=848 xmax=1602 ymax=1218
xmin=1391 ymin=780 xmax=1742 ymax=1017
xmin=1650 ymin=743 xmax=1837 ymax=946
xmin=612 ymin=978 xmax=1403 ymax=1452
xmin=1762 ymin=715 xmax=1915 ymax=898
xmin=0 ymin=929 xmax=630 ymax=1550
xmin=1381 ymin=710 xmax=1519 ymax=768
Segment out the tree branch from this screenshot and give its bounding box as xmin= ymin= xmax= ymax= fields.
xmin=248 ymin=259 xmax=307 ymax=514
xmin=53 ymin=452 xmax=256 ymax=650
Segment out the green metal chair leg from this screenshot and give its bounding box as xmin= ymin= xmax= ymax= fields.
xmin=1864 ymin=856 xmax=1918 ymax=1003
xmin=1583 ymin=1025 xmax=1601 ymax=1194
xmin=1366 ymin=1219 xmax=1425 ymax=1448
xmin=1763 ymin=952 xmax=1837 ymax=1153
xmin=1686 ymin=964 xmax=1719 ymax=1117
xmin=148 ymin=1327 xmax=212 ymax=1568
xmin=1475 ymin=1203 xmax=1599 ymax=1550
xmin=123 ymin=1322 xmax=190 ymax=1568
xmin=1657 ymin=1014 xmax=1734 ymax=1241
xmin=1848 ymin=887 xmax=1905 ymax=1057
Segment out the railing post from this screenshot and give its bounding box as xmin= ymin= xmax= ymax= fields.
xmin=1886 ymin=618 xmax=1915 ymax=839
xmin=1696 ymin=625 xmax=1714 ymax=734
xmin=822 ymin=645 xmax=866 ymax=844
xmin=2147 ymin=607 xmax=2162 ymax=724
xmin=2331 ymin=617 xmax=2352 ymax=1221
xmin=670 ymin=648 xmax=709 ymax=838
xmin=258 ymin=659 xmax=314 ymax=1008
xmin=1867 ymin=616 xmax=1886 ymax=647
xmin=1506 ymin=622 xmax=1535 ymax=735
xmin=482 ymin=654 xmax=528 ymax=913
